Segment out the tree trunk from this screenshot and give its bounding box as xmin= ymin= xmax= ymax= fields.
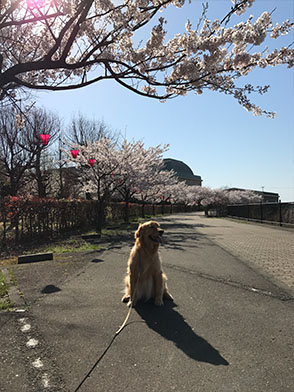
xmin=141 ymin=203 xmax=145 ymax=219
xmin=58 ymin=167 xmax=64 ymax=199
xmin=124 ymin=200 xmax=129 ymax=223
xmin=96 ymin=199 xmax=104 ymax=233
xmin=35 ymin=153 xmax=46 ymax=198
xmin=9 ymin=175 xmax=18 ymax=196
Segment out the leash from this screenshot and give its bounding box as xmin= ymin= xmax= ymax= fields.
xmin=73 ymin=332 xmax=118 ymax=392
xmin=74 ymin=270 xmax=139 ymax=391
xmin=74 ymin=249 xmax=156 ymax=391
xmin=115 ymin=299 xmax=134 ymax=334
xmin=116 ymin=248 xmax=154 ymax=334
xmin=73 ymin=302 xmax=135 ymax=392
xmin=74 ymin=300 xmax=138 ymax=392
xmin=116 ymin=250 xmax=145 ymax=334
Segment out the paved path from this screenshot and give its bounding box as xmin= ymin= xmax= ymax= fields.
xmin=180 ymin=213 xmax=294 ymax=291
xmin=1 ymin=213 xmax=293 ymax=392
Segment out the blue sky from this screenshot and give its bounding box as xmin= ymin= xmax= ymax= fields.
xmin=35 ymin=0 xmax=294 ymax=201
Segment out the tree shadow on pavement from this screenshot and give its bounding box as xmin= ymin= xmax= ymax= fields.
xmin=162 ymin=230 xmax=202 ymax=251
xmin=135 ymin=301 xmax=229 ymax=366
xmin=159 ymin=220 xmax=209 ymax=251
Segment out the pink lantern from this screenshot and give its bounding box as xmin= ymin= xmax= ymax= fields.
xmin=70 ymin=149 xmax=79 ymax=159
xmin=89 ymin=159 xmax=95 ymax=167
xmin=40 ymin=134 xmax=50 ymax=146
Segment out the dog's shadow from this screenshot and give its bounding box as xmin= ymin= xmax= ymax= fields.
xmin=135 ymin=301 xmax=229 ymax=366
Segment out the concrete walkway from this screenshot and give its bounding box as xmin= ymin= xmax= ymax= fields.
xmin=1 ymin=213 xmax=293 ymax=392
xmin=180 ymin=213 xmax=294 ymax=291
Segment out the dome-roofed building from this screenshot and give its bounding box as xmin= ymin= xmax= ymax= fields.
xmin=163 ymin=158 xmax=202 ymax=186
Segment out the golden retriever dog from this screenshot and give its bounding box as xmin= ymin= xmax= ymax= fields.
xmin=122 ymin=221 xmax=173 ymax=307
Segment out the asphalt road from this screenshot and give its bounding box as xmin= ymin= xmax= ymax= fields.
xmin=1 ymin=213 xmax=293 ymax=392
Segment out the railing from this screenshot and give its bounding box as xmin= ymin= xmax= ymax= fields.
xmin=227 ymin=202 xmax=294 ymax=227
xmin=0 ymin=197 xmax=98 ymax=246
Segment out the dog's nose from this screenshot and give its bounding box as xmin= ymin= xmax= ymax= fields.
xmin=159 ymin=229 xmax=164 ymax=236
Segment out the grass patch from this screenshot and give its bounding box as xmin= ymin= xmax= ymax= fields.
xmin=43 ymin=238 xmax=103 ymax=254
xmin=0 ymin=270 xmax=13 ymax=311
xmin=102 ymin=228 xmax=124 ymax=236
xmin=50 ymin=242 xmax=102 ymax=254
xmin=0 ymin=215 xmax=162 ymax=261
xmin=0 ymin=257 xmax=18 ymax=267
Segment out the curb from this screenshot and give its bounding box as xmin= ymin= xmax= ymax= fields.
xmin=2 ymin=268 xmax=26 ymax=310
xmin=18 ymin=253 xmax=53 ymax=264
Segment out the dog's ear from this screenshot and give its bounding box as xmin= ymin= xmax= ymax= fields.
xmin=135 ymin=224 xmax=142 ymax=240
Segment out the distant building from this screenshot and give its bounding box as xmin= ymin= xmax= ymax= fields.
xmin=163 ymin=158 xmax=202 ymax=186
xmin=227 ymin=188 xmax=280 ymax=203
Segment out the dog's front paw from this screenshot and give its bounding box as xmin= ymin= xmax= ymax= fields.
xmin=163 ymin=291 xmax=174 ymax=301
xmin=154 ymin=297 xmax=164 ymax=306
xmin=122 ymin=294 xmax=130 ymax=303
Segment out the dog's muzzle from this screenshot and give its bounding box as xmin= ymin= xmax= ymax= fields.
xmin=150 ymin=229 xmax=164 ymax=243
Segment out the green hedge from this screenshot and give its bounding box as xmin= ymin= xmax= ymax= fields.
xmin=0 ymin=196 xmax=192 ymax=247
xmin=0 ymin=196 xmax=97 ymax=245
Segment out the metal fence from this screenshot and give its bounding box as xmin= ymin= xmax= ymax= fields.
xmin=227 ymin=202 xmax=294 ymax=227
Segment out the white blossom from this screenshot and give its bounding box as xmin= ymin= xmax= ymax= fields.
xmin=0 ymin=0 xmax=293 ymax=116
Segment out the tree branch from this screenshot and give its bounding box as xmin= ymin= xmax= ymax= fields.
xmin=0 ymin=13 xmax=63 ymax=29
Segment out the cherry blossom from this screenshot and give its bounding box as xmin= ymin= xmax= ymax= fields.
xmin=0 ymin=0 xmax=293 ymax=116
xmin=114 ymin=140 xmax=170 ymax=221
xmin=187 ymin=187 xmax=262 ymax=209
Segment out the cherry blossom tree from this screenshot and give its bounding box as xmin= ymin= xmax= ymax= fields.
xmin=134 ymin=169 xmax=179 ymax=217
xmin=63 ymin=137 xmax=119 ymax=232
xmin=225 ymin=188 xmax=262 ymax=204
xmin=188 ymin=187 xmax=263 ymax=215
xmin=186 ymin=185 xmax=212 ymax=209
xmin=65 ymin=137 xmax=172 ymax=226
xmin=1 ymin=1 xmax=293 ymax=116
xmin=201 ymin=188 xmax=231 ymax=213
xmin=158 ymin=180 xmax=189 ymax=213
xmin=114 ymin=140 xmax=169 ymax=222
xmin=58 ymin=114 xmax=120 ymax=198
